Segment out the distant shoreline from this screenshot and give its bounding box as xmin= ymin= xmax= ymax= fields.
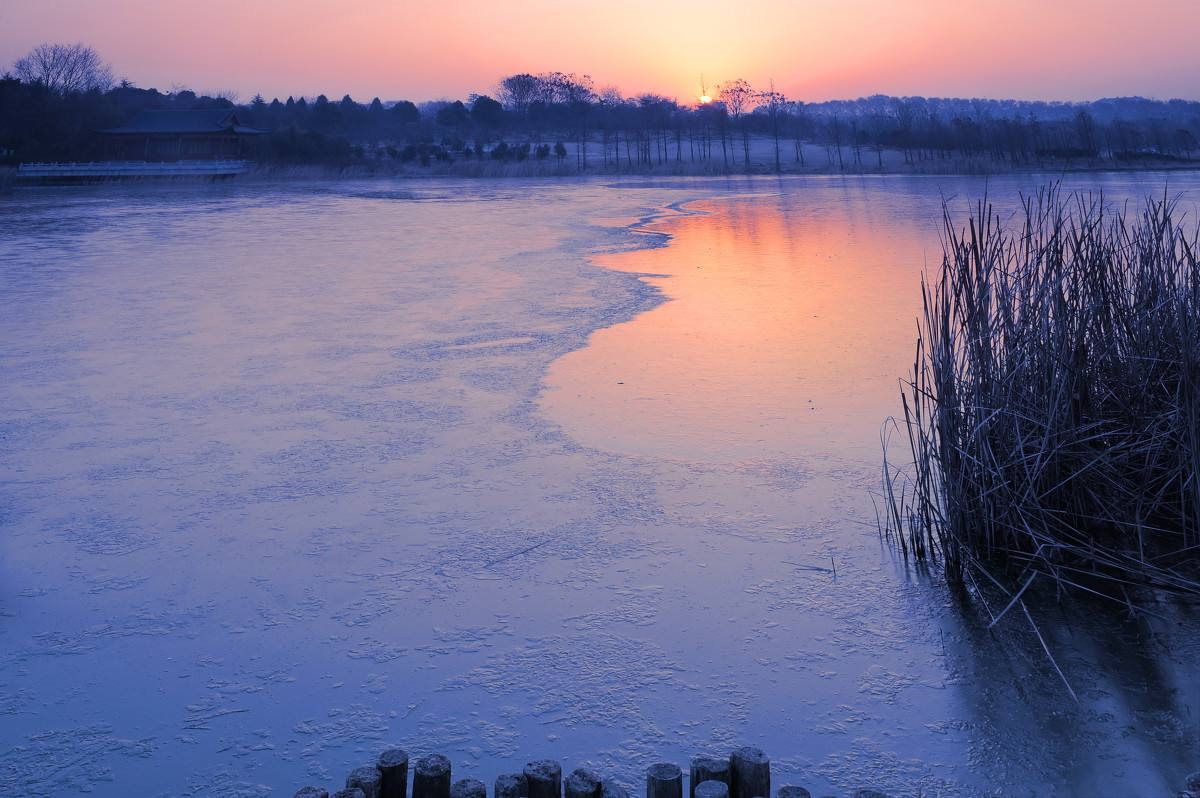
xmin=7 ymin=157 xmax=1200 ymax=191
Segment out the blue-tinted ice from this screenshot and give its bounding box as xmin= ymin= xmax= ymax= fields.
xmin=1 ymin=176 xmax=1197 ymax=797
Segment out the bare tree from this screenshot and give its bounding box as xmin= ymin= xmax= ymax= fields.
xmin=498 ymin=73 xmax=540 ymax=114
xmin=209 ymin=89 xmax=241 ymax=104
xmin=758 ymin=79 xmax=786 ymax=173
xmin=537 ymin=72 xmax=594 ymax=104
xmin=535 ymin=73 xmax=595 ymax=170
xmin=598 ymin=86 xmax=625 ymax=168
xmin=718 ymin=78 xmax=755 ymax=167
xmin=13 ymin=43 xmax=113 ymax=94
xmin=788 ymin=102 xmax=808 ymax=167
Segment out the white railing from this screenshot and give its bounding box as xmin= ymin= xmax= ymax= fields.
xmin=17 ymin=160 xmax=253 ymax=178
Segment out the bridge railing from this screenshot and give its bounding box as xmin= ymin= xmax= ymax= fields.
xmin=16 ymin=160 xmax=253 ymax=177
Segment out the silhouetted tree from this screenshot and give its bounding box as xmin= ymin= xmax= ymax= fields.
xmin=759 ymin=79 xmax=786 ymax=172
xmin=391 ymin=100 xmax=419 ymax=126
xmin=719 ymin=78 xmax=755 ymax=167
xmin=436 ymin=100 xmax=468 ymax=127
xmin=13 ymin=42 xmax=113 ymax=94
xmin=471 ymin=95 xmax=504 ymax=131
xmin=1074 ymin=109 xmax=1098 ymax=157
xmin=5 ymin=53 xmax=1199 ymax=174
xmin=498 ymin=73 xmax=539 ymax=114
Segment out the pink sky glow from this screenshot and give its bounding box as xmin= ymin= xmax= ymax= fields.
xmin=2 ymin=0 xmax=1198 ymax=103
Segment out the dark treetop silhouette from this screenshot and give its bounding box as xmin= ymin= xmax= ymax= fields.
xmin=3 ymin=46 xmax=1199 ymax=173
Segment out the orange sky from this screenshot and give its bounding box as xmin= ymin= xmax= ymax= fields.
xmin=2 ymin=0 xmax=1198 ymax=103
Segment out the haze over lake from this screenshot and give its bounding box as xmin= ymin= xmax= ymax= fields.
xmin=1 ymin=175 xmax=1198 ymax=797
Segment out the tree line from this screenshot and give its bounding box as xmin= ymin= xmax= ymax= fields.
xmin=3 ymin=44 xmax=1199 ymax=170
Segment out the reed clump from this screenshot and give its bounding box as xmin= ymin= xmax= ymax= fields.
xmin=883 ymin=186 xmax=1200 ymax=605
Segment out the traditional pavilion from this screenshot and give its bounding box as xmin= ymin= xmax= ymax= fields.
xmin=100 ymin=109 xmax=265 ymax=161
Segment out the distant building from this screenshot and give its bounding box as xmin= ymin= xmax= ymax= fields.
xmin=100 ymin=109 xmax=265 ymax=161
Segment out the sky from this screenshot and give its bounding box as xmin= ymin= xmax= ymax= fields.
xmin=2 ymin=0 xmax=1198 ymax=104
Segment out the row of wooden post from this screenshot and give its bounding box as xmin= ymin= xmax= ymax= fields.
xmin=293 ymin=748 xmax=893 ymax=798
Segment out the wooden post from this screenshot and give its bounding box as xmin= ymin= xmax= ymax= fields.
xmin=695 ymin=781 xmax=728 ymax=798
xmin=776 ymin=788 xmax=811 ymax=798
xmin=294 ymin=788 xmax=330 ymax=798
xmin=495 ymin=773 xmax=527 ymax=798
xmin=347 ymin=765 xmax=383 ymax=798
xmin=729 ymin=748 xmax=769 ymax=798
xmin=378 ymin=749 xmax=410 ymax=798
xmin=451 ymin=779 xmax=487 ymax=798
xmin=524 ymin=760 xmax=562 ymax=798
xmin=601 ymin=779 xmax=630 ymax=798
xmin=412 ymin=754 xmax=452 ymax=798
xmin=565 ymin=768 xmax=601 ymax=798
xmin=689 ymin=757 xmax=730 ymax=798
xmin=646 ymin=763 xmax=682 ymax=798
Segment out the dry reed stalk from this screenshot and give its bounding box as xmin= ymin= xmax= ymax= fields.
xmin=883 ymin=186 xmax=1200 ymax=606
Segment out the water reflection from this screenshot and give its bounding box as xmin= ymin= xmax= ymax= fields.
xmin=936 ymin=585 xmax=1200 ymax=796
xmin=542 ymin=176 xmax=1200 ymax=795
xmin=542 ymin=187 xmax=935 ymax=461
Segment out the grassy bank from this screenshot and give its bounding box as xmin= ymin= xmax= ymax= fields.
xmin=882 ymin=187 xmax=1200 ymax=608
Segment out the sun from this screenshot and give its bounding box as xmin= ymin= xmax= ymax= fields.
xmin=698 ymin=94 xmax=713 ymax=105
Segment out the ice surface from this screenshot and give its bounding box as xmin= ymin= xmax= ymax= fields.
xmin=1 ymin=176 xmax=1198 ymax=797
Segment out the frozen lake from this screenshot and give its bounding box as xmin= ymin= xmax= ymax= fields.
xmin=1 ymin=175 xmax=1198 ymax=797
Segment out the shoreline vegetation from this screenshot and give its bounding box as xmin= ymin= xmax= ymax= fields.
xmin=165 ymin=151 xmax=1200 ymax=179
xmin=11 ymin=155 xmax=1200 ymax=189
xmin=7 ymin=150 xmax=1200 ymax=193
xmin=4 ymin=44 xmax=1200 ymax=183
xmin=882 ymin=186 xmax=1200 ymax=616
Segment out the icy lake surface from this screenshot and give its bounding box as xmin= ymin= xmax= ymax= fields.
xmin=1 ymin=176 xmax=1198 ymax=797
